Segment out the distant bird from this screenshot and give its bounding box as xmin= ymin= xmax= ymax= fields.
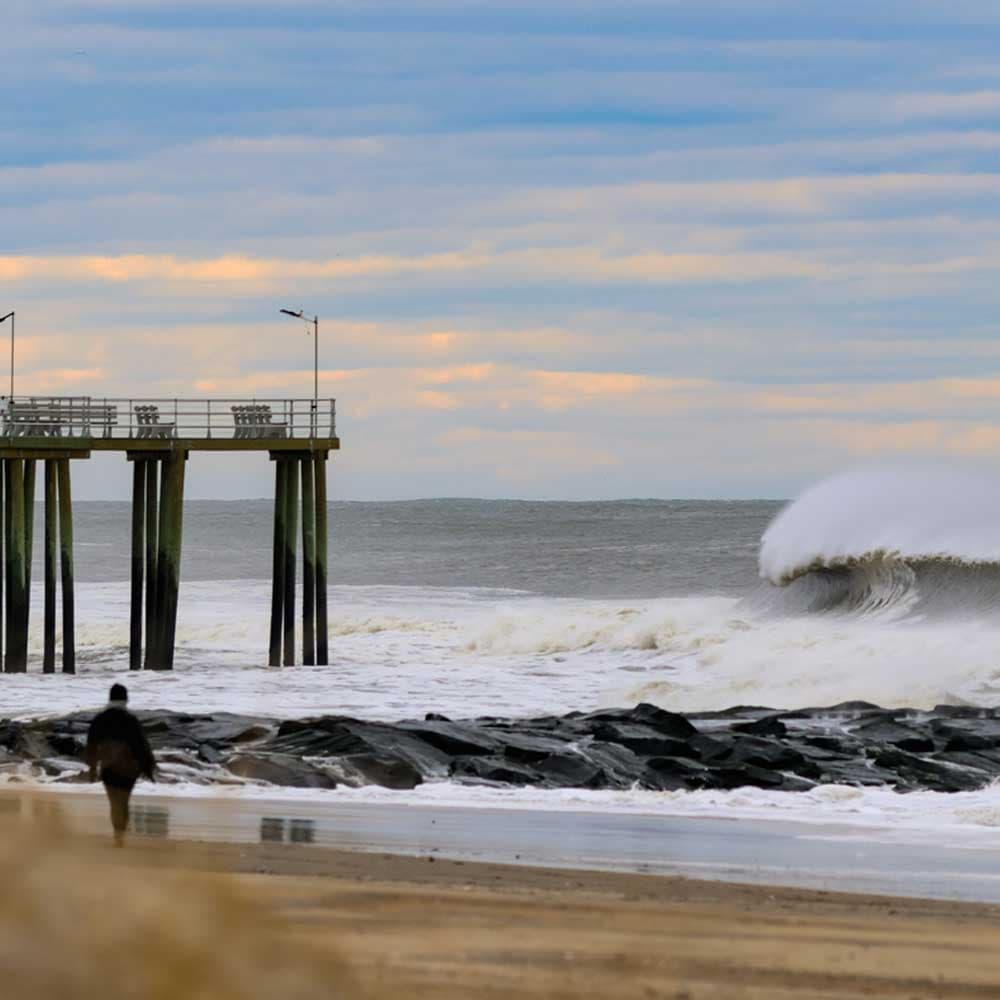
xmin=85 ymin=684 xmax=156 ymax=846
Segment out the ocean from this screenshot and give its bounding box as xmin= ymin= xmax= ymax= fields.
xmin=11 ymin=464 xmax=1000 ymax=839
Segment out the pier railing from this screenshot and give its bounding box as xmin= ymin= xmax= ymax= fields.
xmin=0 ymin=397 xmax=337 ymax=442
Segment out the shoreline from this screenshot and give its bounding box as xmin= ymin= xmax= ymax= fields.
xmin=14 ymin=784 xmax=1000 ymax=905
xmin=31 ymin=819 xmax=1000 ymax=998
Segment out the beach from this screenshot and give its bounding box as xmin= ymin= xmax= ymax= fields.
xmin=4 ymin=787 xmax=1000 ymax=997
xmin=23 ymin=817 xmax=1000 ymax=999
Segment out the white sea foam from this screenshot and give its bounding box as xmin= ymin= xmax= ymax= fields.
xmin=760 ymin=463 xmax=1000 ymax=584
xmin=3 ymin=573 xmax=1000 ymax=719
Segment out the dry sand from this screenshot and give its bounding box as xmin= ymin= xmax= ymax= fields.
xmin=40 ymin=829 xmax=1000 ymax=999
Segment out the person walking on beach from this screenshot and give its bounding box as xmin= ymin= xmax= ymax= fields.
xmin=85 ymin=684 xmax=156 ymax=846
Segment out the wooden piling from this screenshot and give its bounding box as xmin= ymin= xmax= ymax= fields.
xmin=144 ymin=459 xmax=158 ymax=670
xmin=5 ymin=460 xmax=26 ymax=672
xmin=57 ymin=459 xmax=75 ymax=674
xmin=301 ymin=457 xmax=315 ymax=666
xmin=283 ymin=459 xmax=298 ymax=666
xmin=0 ymin=459 xmax=5 ymax=670
xmin=314 ymin=454 xmax=329 ymax=665
xmin=129 ymin=460 xmax=145 ymax=671
xmin=268 ymin=460 xmax=286 ymax=666
xmin=2 ymin=461 xmax=9 ymax=671
xmin=7 ymin=460 xmax=27 ymax=673
xmin=43 ymin=462 xmax=57 ymax=673
xmin=154 ymin=453 xmax=185 ymax=670
xmin=22 ymin=460 xmax=35 ymax=635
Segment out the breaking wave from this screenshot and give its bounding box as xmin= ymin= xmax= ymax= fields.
xmin=758 ymin=465 xmax=1000 ymax=621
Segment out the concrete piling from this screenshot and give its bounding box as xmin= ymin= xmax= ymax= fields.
xmin=152 ymin=453 xmax=185 ymax=670
xmin=301 ymin=457 xmax=316 ymax=666
xmin=5 ymin=460 xmax=26 ymax=673
xmin=23 ymin=460 xmax=35 ymax=636
xmin=283 ymin=458 xmax=298 ymax=666
xmin=43 ymin=461 xmax=57 ymax=673
xmin=314 ymin=453 xmax=329 ymax=665
xmin=144 ymin=459 xmax=158 ymax=670
xmin=269 ymin=460 xmax=286 ymax=666
xmin=129 ymin=460 xmax=145 ymax=670
xmin=57 ymin=458 xmax=75 ymax=674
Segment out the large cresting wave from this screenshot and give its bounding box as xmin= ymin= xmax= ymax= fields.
xmin=758 ymin=464 xmax=1000 ymax=619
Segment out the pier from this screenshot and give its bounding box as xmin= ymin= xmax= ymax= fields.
xmin=0 ymin=397 xmax=339 ymax=673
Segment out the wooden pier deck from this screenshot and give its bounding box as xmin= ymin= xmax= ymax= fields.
xmin=0 ymin=396 xmax=340 ymax=674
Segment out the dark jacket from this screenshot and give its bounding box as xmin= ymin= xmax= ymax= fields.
xmin=85 ymin=706 xmax=156 ymax=789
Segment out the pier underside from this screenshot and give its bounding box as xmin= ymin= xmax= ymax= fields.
xmin=0 ymin=410 xmax=338 ymax=673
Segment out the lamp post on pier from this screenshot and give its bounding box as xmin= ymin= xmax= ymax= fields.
xmin=279 ymin=308 xmax=319 ymax=437
xmin=0 ymin=312 xmax=13 ymax=400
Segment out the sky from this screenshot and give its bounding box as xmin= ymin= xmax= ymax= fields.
xmin=5 ymin=1 xmax=1000 ymax=499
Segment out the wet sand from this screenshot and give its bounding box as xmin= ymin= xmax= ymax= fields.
xmin=60 ymin=833 xmax=1000 ymax=998
xmin=9 ymin=787 xmax=993 ymax=1000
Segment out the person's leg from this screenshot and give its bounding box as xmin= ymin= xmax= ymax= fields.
xmin=103 ymin=781 xmax=131 ymax=846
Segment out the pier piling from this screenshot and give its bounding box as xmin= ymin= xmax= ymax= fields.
xmin=129 ymin=460 xmax=145 ymax=670
xmin=269 ymin=461 xmax=286 ymax=666
xmin=283 ymin=459 xmax=298 ymax=666
xmin=301 ymin=458 xmax=315 ymax=666
xmin=6 ymin=460 xmax=27 ymax=673
xmin=23 ymin=461 xmax=35 ymax=638
xmin=0 ymin=461 xmax=5 ymax=669
xmin=43 ymin=462 xmax=57 ymax=673
xmin=57 ymin=458 xmax=75 ymax=674
xmin=152 ymin=453 xmax=186 ymax=670
xmin=314 ymin=453 xmax=329 ymax=665
xmin=144 ymin=459 xmax=158 ymax=670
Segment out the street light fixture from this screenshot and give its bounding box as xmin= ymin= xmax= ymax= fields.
xmin=280 ymin=308 xmax=319 ymax=435
xmin=0 ymin=311 xmax=13 ymax=399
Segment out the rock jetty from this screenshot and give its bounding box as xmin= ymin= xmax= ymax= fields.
xmin=3 ymin=701 xmax=1000 ymax=794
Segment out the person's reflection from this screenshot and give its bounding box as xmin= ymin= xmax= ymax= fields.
xmin=260 ymin=817 xmax=285 ymax=843
xmin=130 ymin=805 xmax=169 ymax=838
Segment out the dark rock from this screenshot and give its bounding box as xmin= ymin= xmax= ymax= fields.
xmin=818 ymin=759 xmax=903 ymax=787
xmin=709 ymin=764 xmax=787 ymax=790
xmin=931 ymin=718 xmax=1000 ymax=752
xmin=451 ymin=757 xmax=540 ymax=786
xmin=642 ymin=756 xmax=712 ymax=790
xmin=497 ymin=732 xmax=573 ymax=764
xmin=870 ymin=748 xmax=985 ymax=792
xmin=590 ymin=722 xmax=694 ymax=758
xmin=226 ymin=753 xmax=337 ymax=789
xmin=335 ymin=753 xmax=423 ymax=790
xmin=6 ymin=699 xmax=1000 ymax=797
xmin=687 ymin=734 xmax=733 ymax=763
xmin=686 ymin=705 xmax=779 ymax=720
xmin=534 ymin=753 xmax=605 ymax=788
xmin=630 ymin=703 xmax=698 ymax=739
xmin=850 ymin=718 xmax=936 ymax=754
xmin=266 ymin=718 xmax=453 ymax=777
xmin=577 ymin=740 xmax=646 ymax=787
xmin=397 ymin=720 xmax=499 ymax=756
xmin=733 ymin=716 xmax=788 ymax=738
xmin=198 ymin=744 xmax=224 ymax=764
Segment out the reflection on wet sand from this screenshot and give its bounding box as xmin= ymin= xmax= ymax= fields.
xmin=132 ymin=804 xmax=170 ymax=838
xmin=261 ymin=817 xmax=316 ymax=844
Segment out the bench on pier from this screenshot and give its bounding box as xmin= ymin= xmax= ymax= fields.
xmin=3 ymin=400 xmax=118 ymax=438
xmin=134 ymin=405 xmax=176 ymax=439
xmin=232 ymin=404 xmax=287 ymax=439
